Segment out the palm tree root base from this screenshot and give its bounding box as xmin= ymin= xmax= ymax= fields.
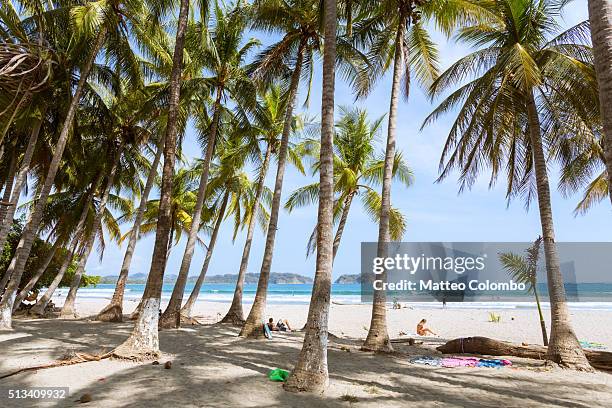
xmin=95 ymin=303 xmax=124 ymax=322
xmin=111 ymin=341 xmax=160 ymax=361
xmin=284 ymin=368 xmax=328 ymax=393
xmin=220 ymin=310 xmax=245 ymax=326
xmin=159 ymin=311 xmax=201 ymax=329
xmin=361 ymin=336 xmax=394 ymax=353
xmin=239 ymin=322 xmax=266 ymax=339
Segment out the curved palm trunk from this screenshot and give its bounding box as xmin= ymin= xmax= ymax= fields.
xmin=0 ymin=30 xmax=106 ymax=329
xmin=526 ymin=92 xmax=591 ymax=370
xmin=588 ymin=0 xmax=612 ymax=205
xmin=30 ymin=245 xmax=78 ymax=316
xmin=221 ymin=143 xmax=273 ymax=325
xmin=0 ymin=150 xmax=16 ymax=225
xmin=239 ymin=42 xmax=306 ymax=338
xmin=28 ymin=181 xmax=94 ymax=316
xmin=181 ymin=191 xmax=229 ymax=318
xmin=533 ymin=286 xmax=548 ymax=346
xmin=332 ymin=192 xmax=355 ymax=259
xmin=160 ymin=87 xmax=222 ymax=328
xmin=363 ymin=15 xmax=408 ymax=353
xmin=13 ymin=238 xmax=61 ymax=309
xmin=96 ymin=138 xmax=164 ymax=322
xmin=0 ymin=112 xmax=45 ymax=250
xmin=60 ymin=147 xmax=122 ymax=318
xmin=112 ymin=0 xmax=189 ymax=359
xmin=284 ymin=0 xmax=336 ymax=392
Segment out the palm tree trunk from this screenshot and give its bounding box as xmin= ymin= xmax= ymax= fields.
xmin=112 ymin=0 xmax=189 ymax=359
xmin=181 ymin=191 xmax=229 ymax=318
xmin=332 ymin=192 xmax=355 ymax=259
xmin=588 ymin=0 xmax=612 ymax=205
xmin=160 ymin=87 xmax=222 ymax=328
xmin=0 ymin=29 xmax=106 ymax=329
xmin=363 ymin=13 xmax=408 ymax=353
xmin=13 ymin=238 xmax=61 ymax=309
xmin=30 ymin=204 xmax=91 ymax=316
xmin=526 ymin=91 xmax=591 ymax=370
xmin=96 ymin=137 xmax=164 ymax=322
xmin=31 ymin=243 xmax=79 ymax=316
xmin=284 ymin=0 xmax=337 ymax=392
xmin=0 ymin=110 xmax=45 ymax=250
xmin=239 ymin=41 xmax=306 ymax=338
xmin=0 ymin=149 xmax=16 ymax=226
xmin=221 ymin=142 xmax=273 ymax=325
xmin=60 ymin=146 xmax=122 ymax=318
xmin=533 ymin=286 xmax=548 ymax=346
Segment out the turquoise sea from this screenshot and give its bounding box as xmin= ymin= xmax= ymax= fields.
xmin=52 ymin=282 xmax=612 ymax=311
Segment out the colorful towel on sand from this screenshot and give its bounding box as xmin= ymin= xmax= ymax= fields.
xmin=579 ymin=341 xmax=607 ymax=350
xmin=410 ymin=356 xmax=512 ymax=368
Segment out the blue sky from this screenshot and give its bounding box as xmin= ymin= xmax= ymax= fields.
xmin=85 ymin=1 xmax=611 ymax=280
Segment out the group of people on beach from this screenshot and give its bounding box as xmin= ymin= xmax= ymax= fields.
xmin=265 ymin=317 xmax=437 ymax=337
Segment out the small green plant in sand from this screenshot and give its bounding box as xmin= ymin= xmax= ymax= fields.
xmin=488 ymin=312 xmax=501 ymax=323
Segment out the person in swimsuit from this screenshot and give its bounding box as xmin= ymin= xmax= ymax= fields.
xmin=267 ymin=318 xmax=292 ymax=332
xmin=416 ymin=319 xmax=437 ymax=336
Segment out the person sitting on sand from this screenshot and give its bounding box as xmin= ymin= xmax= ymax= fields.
xmin=416 ymin=319 xmax=437 ymax=336
xmin=268 ymin=318 xmax=292 ymax=332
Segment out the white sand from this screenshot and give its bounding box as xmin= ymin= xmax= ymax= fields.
xmin=1 ymin=297 xmax=611 ymax=407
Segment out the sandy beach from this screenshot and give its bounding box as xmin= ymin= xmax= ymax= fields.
xmin=2 ymin=297 xmax=611 ymax=407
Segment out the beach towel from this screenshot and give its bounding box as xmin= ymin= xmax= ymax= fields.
xmin=410 ymin=356 xmax=512 ymax=368
xmin=268 ymin=368 xmax=290 ymax=382
xmin=441 ymin=357 xmax=480 ymax=368
xmin=409 ymin=356 xmax=443 ymax=367
xmin=579 ymin=341 xmax=607 ymax=350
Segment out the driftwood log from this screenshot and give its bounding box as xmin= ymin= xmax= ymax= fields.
xmin=437 ymin=336 xmax=612 ymax=371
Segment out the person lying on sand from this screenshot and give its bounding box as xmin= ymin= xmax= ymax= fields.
xmin=268 ymin=318 xmax=292 ymax=332
xmin=416 ymin=319 xmax=437 ymax=336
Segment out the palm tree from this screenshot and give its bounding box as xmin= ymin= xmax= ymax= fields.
xmin=96 ymin=135 xmax=164 ymax=322
xmin=112 ymin=0 xmax=192 ymax=359
xmin=160 ymin=5 xmax=258 ymax=328
xmin=239 ymin=0 xmax=328 ymax=338
xmin=587 ymin=0 xmax=612 ymax=205
xmin=284 ymin=0 xmax=336 ymax=392
xmin=286 ymin=107 xmax=412 ymax=259
xmin=500 ymin=238 xmax=548 ymax=346
xmin=221 ymin=85 xmax=302 ymax=324
xmin=424 ymin=0 xmax=593 ymax=370
xmin=180 ymin=134 xmax=272 ymax=319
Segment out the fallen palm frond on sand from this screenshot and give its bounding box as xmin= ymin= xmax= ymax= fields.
xmin=0 ymin=350 xmax=113 ymax=379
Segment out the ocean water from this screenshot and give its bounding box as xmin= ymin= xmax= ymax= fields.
xmin=51 ymin=282 xmax=612 ymax=311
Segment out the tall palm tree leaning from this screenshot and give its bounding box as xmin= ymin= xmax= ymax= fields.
xmin=238 ymin=0 xmax=317 ymax=338
xmin=423 ymin=0 xmax=593 ymax=370
xmin=221 ymin=86 xmax=291 ymax=324
xmin=160 ymin=6 xmax=258 ymax=328
xmin=112 ymin=0 xmax=191 ymax=359
xmin=96 ymin=136 xmax=163 ymax=322
xmin=284 ymin=0 xmax=336 ymax=393
xmin=0 ymin=10 xmax=108 ymax=329
xmin=351 ymin=0 xmax=441 ymax=352
xmin=587 ymin=0 xmax=612 ymax=205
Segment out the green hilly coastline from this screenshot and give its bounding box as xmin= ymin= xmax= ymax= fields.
xmin=99 ymin=272 xmax=314 ymax=285
xmin=99 ymin=273 xmax=362 ymax=285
